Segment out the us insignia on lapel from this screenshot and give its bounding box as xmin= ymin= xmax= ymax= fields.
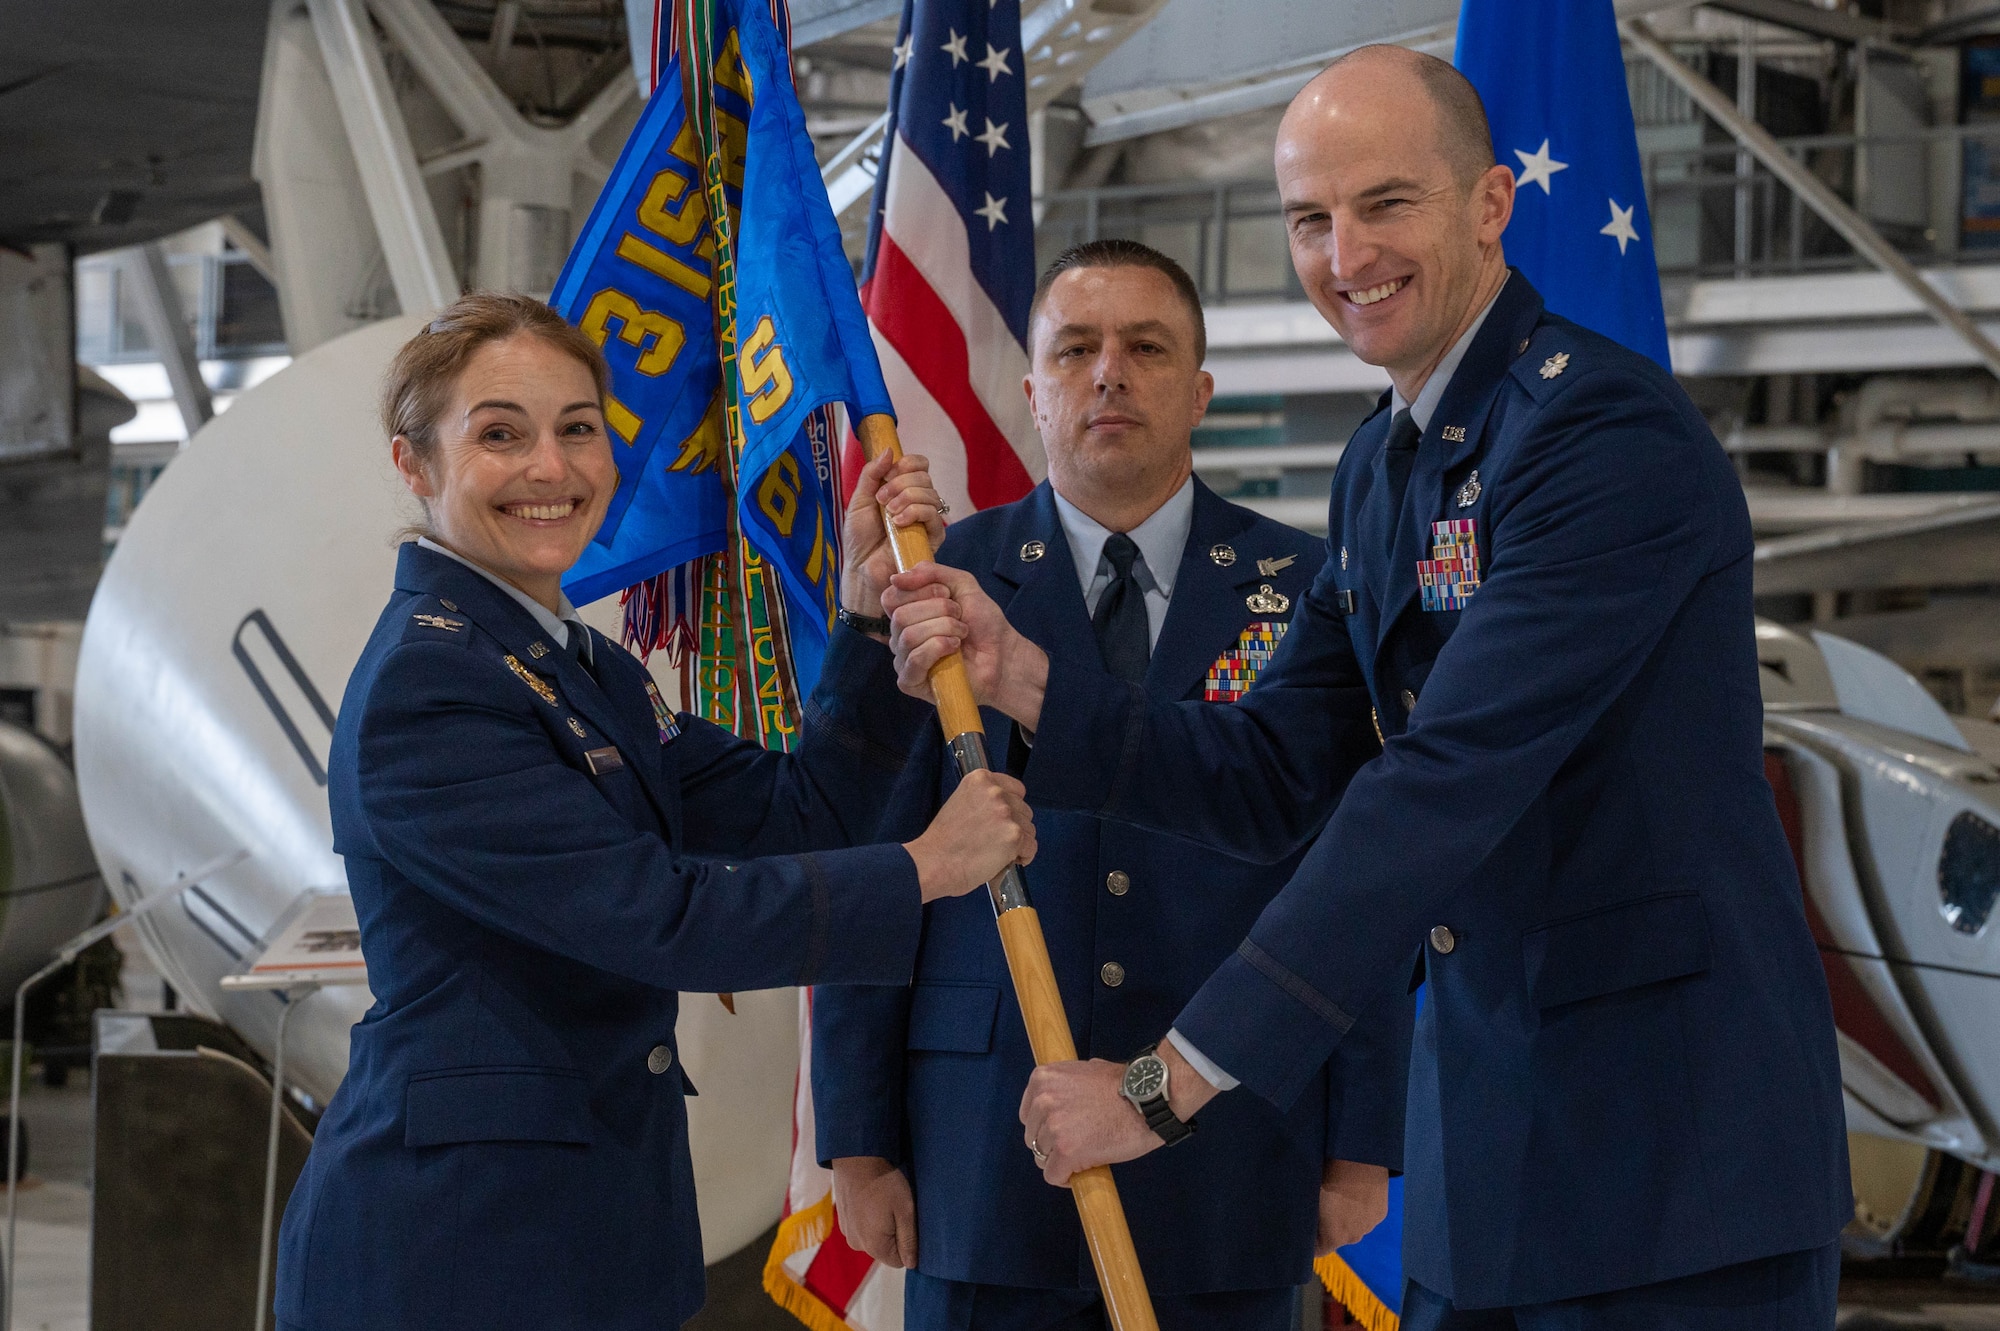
xmin=1441 ymin=425 xmax=1467 ymax=443
xmin=1418 ymin=518 xmax=1481 ymax=611
xmin=1203 ymin=621 xmax=1290 ymax=702
xmin=644 ymin=680 xmax=682 ymax=744
xmin=504 ymin=654 xmax=559 ymax=705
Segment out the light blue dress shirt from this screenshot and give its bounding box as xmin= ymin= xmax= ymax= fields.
xmin=416 ymin=536 xmax=594 ymax=667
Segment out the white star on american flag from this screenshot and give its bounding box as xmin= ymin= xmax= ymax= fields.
xmin=977 ymin=43 xmax=1012 ymax=82
xmin=941 ymin=103 xmax=969 ymax=140
xmin=975 ymin=117 xmax=1010 ymax=156
xmin=974 ymin=192 xmax=1008 ymax=230
xmin=940 ymin=28 xmax=968 ymax=65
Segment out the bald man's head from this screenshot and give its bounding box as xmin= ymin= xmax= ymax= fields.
xmin=1293 ymin=45 xmax=1496 ymax=193
xmin=1274 ymin=42 xmax=1515 ymax=392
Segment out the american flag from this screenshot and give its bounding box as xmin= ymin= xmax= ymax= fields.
xmin=838 ymin=0 xmax=1044 ymax=515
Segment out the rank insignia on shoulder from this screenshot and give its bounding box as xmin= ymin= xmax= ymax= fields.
xmin=1539 ymin=351 xmax=1570 ymax=380
xmin=1246 ymin=583 xmax=1291 ymax=615
xmin=503 ymin=654 xmax=559 ymax=706
xmin=1203 ymin=621 xmax=1289 ymax=702
xmin=644 ymin=680 xmax=682 ymax=745
xmin=1441 ymin=425 xmax=1467 ymax=444
xmin=412 ymin=613 xmax=463 ymax=631
xmin=1020 ymin=540 xmax=1046 ymax=562
xmin=1256 ymin=553 xmax=1296 ymax=577
xmin=1456 ymin=470 xmax=1482 ymax=508
xmin=1209 ymin=543 xmax=1236 ymax=567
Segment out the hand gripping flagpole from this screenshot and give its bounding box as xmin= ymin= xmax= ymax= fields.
xmin=857 ymin=414 xmax=1159 ymax=1331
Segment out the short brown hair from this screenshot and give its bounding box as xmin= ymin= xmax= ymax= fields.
xmin=1028 ymin=239 xmax=1207 ymax=364
xmin=381 ymin=291 xmax=611 ymax=470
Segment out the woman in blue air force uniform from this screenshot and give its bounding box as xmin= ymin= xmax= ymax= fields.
xmin=274 ymin=293 xmax=1035 ymax=1331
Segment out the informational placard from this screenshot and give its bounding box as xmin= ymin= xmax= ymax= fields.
xmin=219 ymin=891 xmax=368 ymax=990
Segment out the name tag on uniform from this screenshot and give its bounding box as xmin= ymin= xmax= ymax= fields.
xmin=584 ymin=745 xmax=625 ymax=775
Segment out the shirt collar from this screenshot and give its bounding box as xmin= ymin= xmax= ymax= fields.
xmin=1050 ymin=475 xmax=1195 ymax=599
xmin=416 ymin=536 xmax=591 ymax=665
xmin=1390 ymin=274 xmax=1508 ymax=432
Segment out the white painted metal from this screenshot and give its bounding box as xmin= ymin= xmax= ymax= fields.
xmin=71 ymin=317 xmax=797 ymax=1263
xmin=1811 ymin=631 xmax=1974 ymax=754
xmin=253 ymin=2 xmax=386 ymax=354
xmin=122 ymin=245 xmax=212 ymax=433
xmin=303 ymin=0 xmax=460 ymax=317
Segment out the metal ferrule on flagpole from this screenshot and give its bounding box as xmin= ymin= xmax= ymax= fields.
xmin=856 ymin=413 xmax=1160 ymax=1331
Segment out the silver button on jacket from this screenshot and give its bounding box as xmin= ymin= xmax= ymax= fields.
xmin=1106 ymin=870 xmax=1131 ymax=896
xmin=1100 ymin=961 xmax=1126 ymax=987
xmin=1429 ymin=925 xmax=1456 ymax=955
xmin=647 ymin=1045 xmax=675 ymax=1074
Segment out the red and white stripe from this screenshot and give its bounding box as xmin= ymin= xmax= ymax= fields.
xmin=843 ymin=133 xmax=1044 ymax=516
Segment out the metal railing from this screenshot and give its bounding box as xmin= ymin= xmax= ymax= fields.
xmin=1033 ymin=122 xmax=2000 ymax=304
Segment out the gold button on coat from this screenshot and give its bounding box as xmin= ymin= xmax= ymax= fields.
xmin=1106 ymin=870 xmax=1131 ymax=896
xmin=647 ymin=1045 xmax=675 ymax=1074
xmin=1100 ymin=961 xmax=1126 ymax=987
xmin=1429 ymin=925 xmax=1456 ymax=955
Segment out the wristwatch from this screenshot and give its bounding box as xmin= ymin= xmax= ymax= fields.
xmin=836 ymin=606 xmax=892 ymax=637
xmin=1120 ymin=1043 xmax=1196 ymax=1146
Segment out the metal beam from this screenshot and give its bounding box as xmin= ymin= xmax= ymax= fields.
xmin=122 ymin=244 xmax=212 ymax=435
xmin=304 ymin=0 xmax=458 ymax=317
xmin=1752 ymin=500 xmax=2000 ymax=596
xmin=217 ymin=215 xmax=277 ymax=285
xmin=1624 ymin=19 xmax=2000 ymax=384
xmin=1703 ymin=0 xmax=1904 ymax=45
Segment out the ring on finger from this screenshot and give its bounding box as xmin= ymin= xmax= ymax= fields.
xmin=937 ymin=501 xmax=951 ymax=517
xmin=1031 ymin=1138 xmax=1048 ymax=1166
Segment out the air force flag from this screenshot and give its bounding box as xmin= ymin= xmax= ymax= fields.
xmin=1456 ymin=0 xmax=1671 ymax=368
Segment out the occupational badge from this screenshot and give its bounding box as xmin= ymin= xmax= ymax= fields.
xmin=1456 ymin=470 xmax=1482 ymax=508
xmin=1245 ymin=584 xmax=1291 ymax=615
xmin=1418 ymin=518 xmax=1480 ymax=611
xmin=1209 ymin=543 xmax=1237 ymax=567
xmin=1340 ymin=546 xmax=1349 ymax=570
xmin=1020 ymin=540 xmax=1046 ymax=562
xmin=411 ymin=614 xmax=462 ymax=631
xmin=644 ymin=680 xmax=683 ymax=744
xmin=504 ymin=654 xmax=559 ymax=705
xmin=1539 ymin=352 xmax=1570 ymax=380
xmin=1256 ymin=553 xmax=1296 ymax=577
xmin=568 ymin=716 xmax=588 ymax=738
xmin=1203 ymin=621 xmax=1290 ymax=702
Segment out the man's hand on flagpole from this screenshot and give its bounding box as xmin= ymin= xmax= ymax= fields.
xmin=1019 ymin=1039 xmax=1220 ymax=1187
xmin=883 ymin=562 xmax=1049 ymax=728
xmin=1316 ymin=1159 xmax=1391 ymax=1256
xmin=842 ymin=451 xmax=947 ymax=629
xmin=831 ymin=1156 xmax=918 ymax=1269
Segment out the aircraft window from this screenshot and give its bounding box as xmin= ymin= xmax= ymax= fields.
xmin=1939 ymin=811 xmax=2000 ymax=936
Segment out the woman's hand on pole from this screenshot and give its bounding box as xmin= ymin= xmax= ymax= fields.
xmin=903 ymin=769 xmax=1036 ymax=902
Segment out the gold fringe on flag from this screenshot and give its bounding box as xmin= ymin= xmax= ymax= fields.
xmin=761 ymin=1194 xmax=853 ymax=1331
xmin=1314 ymin=1252 xmax=1400 ymax=1331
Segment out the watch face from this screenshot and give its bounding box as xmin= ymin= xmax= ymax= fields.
xmin=1123 ymin=1055 xmax=1166 ymax=1100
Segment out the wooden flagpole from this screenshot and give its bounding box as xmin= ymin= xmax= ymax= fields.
xmin=856 ymin=413 xmax=1160 ymax=1331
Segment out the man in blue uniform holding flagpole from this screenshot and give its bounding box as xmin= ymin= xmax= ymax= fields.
xmin=880 ymin=32 xmax=1851 ymax=1330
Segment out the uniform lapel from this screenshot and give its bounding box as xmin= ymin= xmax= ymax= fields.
xmin=1146 ymin=481 xmax=1262 ymax=701
xmin=1371 ymin=276 xmax=1546 ymax=671
xmin=560 ymin=636 xmax=682 ymax=832
xmin=987 ymin=483 xmax=1096 ymax=661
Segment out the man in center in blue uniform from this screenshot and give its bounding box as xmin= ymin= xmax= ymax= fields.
xmin=812 ymin=241 xmax=1414 ymax=1331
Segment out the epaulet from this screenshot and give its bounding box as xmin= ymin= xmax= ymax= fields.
xmin=397 ymin=593 xmax=476 ymax=647
xmin=1506 ymin=325 xmax=1589 ymax=404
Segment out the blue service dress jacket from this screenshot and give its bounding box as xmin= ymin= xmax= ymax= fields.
xmin=276 ymin=542 xmax=930 ymax=1331
xmin=1021 ymin=275 xmax=1850 ymax=1309
xmin=812 ymin=480 xmax=1414 ymax=1295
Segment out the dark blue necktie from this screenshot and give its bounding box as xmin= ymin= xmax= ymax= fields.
xmin=1093 ymin=533 xmax=1151 ymax=685
xmin=1382 ymin=408 xmax=1421 ymax=517
xmin=564 ymin=623 xmax=597 ymax=685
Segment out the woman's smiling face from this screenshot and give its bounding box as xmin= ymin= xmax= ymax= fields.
xmin=393 ymin=333 xmax=615 ymax=606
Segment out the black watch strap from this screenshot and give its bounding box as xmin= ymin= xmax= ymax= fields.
xmin=836 ymin=606 xmax=892 ymax=637
xmin=1129 ymin=1043 xmax=1196 ymax=1147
